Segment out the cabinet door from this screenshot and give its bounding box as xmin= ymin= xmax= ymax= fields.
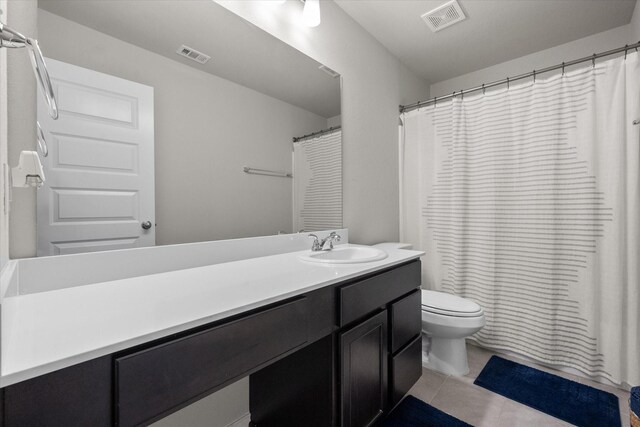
xmin=340 ymin=310 xmax=388 ymax=427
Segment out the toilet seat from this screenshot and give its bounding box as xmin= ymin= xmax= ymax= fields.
xmin=421 ymin=290 xmax=483 ymax=318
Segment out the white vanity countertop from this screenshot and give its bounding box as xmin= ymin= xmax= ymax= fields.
xmin=0 ymin=245 xmax=423 ymax=387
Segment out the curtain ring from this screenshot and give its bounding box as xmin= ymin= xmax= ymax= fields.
xmin=625 ymin=45 xmax=629 ymax=60
xmin=592 ymin=53 xmax=596 ymax=67
xmin=482 ymin=83 xmax=485 ymax=95
xmin=461 ymin=90 xmax=464 ymax=100
xmin=533 ymin=69 xmax=536 ymax=83
xmin=434 ymin=96 xmax=437 ymax=107
xmin=506 ymin=77 xmax=510 ymax=90
xmin=561 ymin=62 xmax=565 ymax=75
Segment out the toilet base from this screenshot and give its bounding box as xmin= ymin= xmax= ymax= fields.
xmin=422 ymin=334 xmax=469 ymax=376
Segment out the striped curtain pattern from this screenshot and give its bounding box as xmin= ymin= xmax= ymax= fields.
xmin=293 ymin=129 xmax=342 ymax=232
xmin=402 ymin=53 xmax=640 ymax=386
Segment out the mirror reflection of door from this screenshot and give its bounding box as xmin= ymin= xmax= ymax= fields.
xmin=25 ymin=1 xmax=341 ymax=258
xmin=37 ymin=58 xmax=155 ymax=256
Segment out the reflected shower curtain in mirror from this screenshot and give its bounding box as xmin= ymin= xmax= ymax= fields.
xmin=293 ymin=130 xmax=342 ymax=231
xmin=401 ymin=53 xmax=640 ymax=386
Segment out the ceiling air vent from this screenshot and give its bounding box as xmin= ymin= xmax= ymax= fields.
xmin=176 ymin=45 xmax=211 ymax=64
xmin=421 ymin=0 xmax=466 ymax=33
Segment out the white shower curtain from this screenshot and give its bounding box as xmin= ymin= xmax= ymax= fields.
xmin=293 ymin=129 xmax=342 ymax=232
xmin=402 ymin=52 xmax=640 ymax=386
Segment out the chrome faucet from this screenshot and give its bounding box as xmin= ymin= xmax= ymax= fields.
xmin=308 ymin=232 xmax=341 ymax=251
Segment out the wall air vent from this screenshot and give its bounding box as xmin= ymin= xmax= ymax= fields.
xmin=176 ymin=45 xmax=211 ymax=64
xmin=421 ymin=0 xmax=466 ymax=33
xmin=318 ymin=64 xmax=340 ymax=78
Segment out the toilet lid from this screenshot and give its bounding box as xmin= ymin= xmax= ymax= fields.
xmin=421 ymin=290 xmax=483 ymax=317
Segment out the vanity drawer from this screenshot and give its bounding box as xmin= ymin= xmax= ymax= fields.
xmin=390 ymin=289 xmax=422 ymax=354
xmin=339 ymin=261 xmax=420 ymax=326
xmin=390 ymin=335 xmax=422 ymax=408
xmin=115 ymin=298 xmax=308 ymax=427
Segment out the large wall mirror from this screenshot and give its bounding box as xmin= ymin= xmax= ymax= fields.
xmin=28 ymin=0 xmax=341 ymax=256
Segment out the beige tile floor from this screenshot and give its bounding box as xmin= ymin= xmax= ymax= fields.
xmin=408 ymin=343 xmax=632 ymax=427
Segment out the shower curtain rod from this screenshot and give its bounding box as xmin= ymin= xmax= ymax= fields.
xmin=293 ymin=125 xmax=341 ymax=142
xmin=400 ymin=40 xmax=640 ymax=114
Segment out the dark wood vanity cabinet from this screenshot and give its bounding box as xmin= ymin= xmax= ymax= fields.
xmin=389 ymin=289 xmax=423 ymax=408
xmin=340 ymin=311 xmax=388 ymax=427
xmin=2 ymin=356 xmax=113 ymax=427
xmin=0 ymin=260 xmax=422 ymax=427
xmin=116 ymin=298 xmax=309 ymax=426
xmin=338 ymin=262 xmax=421 ymax=326
xmin=251 ymin=260 xmax=422 ymax=427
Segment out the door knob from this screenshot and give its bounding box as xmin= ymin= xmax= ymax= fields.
xmin=141 ymin=221 xmax=152 ymax=230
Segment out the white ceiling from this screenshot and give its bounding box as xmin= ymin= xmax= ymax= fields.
xmin=38 ymin=0 xmax=341 ymax=118
xmin=335 ymin=0 xmax=636 ymax=84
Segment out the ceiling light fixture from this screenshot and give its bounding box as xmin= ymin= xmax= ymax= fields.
xmin=302 ymin=0 xmax=321 ymax=27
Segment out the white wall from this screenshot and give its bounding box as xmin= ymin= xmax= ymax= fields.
xmin=399 ymin=61 xmax=431 ymax=107
xmin=37 ymin=10 xmax=327 ymax=249
xmin=327 ymin=114 xmax=342 ymax=128
xmin=632 ymin=0 xmax=640 ymax=41
xmin=3 ymin=0 xmax=37 ymax=260
xmin=216 ymin=0 xmax=430 ymax=245
xmin=152 ymin=378 xmax=248 ymax=427
xmin=0 ymin=0 xmax=8 ymax=270
xmin=431 ymin=24 xmax=634 ymax=97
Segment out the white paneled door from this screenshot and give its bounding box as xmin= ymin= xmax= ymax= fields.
xmin=37 ymin=58 xmax=154 ymax=256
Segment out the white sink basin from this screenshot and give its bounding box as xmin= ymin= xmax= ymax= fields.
xmin=298 ymin=245 xmax=388 ymax=264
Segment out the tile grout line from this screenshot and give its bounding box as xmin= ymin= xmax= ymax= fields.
xmin=470 ymin=369 xmax=509 ymax=426
xmin=428 ymin=374 xmax=450 ymax=404
xmin=494 ymin=393 xmax=512 ymax=427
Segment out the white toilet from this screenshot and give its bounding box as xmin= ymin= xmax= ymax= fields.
xmin=421 ymin=290 xmax=485 ymax=376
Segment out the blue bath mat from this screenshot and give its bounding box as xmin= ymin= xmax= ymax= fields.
xmin=382 ymin=395 xmax=472 ymax=427
xmin=474 ymin=356 xmax=620 ymax=427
